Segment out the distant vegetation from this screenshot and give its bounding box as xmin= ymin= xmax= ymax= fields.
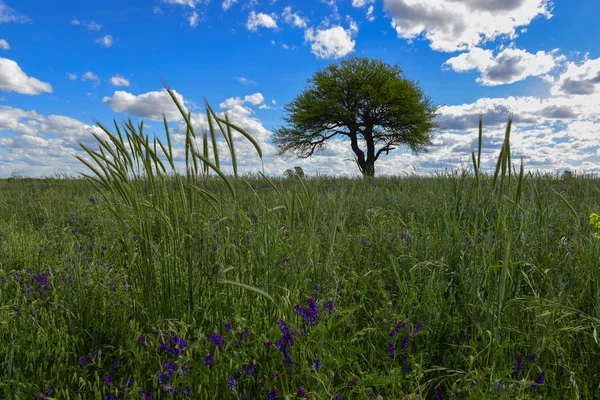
xmin=0 ymin=86 xmax=599 ymax=399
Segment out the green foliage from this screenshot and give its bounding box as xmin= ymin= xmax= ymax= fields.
xmin=273 ymin=56 xmax=439 ymax=177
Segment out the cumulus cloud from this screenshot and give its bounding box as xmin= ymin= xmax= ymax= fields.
xmin=304 ymin=26 xmax=355 ymax=59
xmin=0 ymin=39 xmax=9 ymax=50
xmin=188 ymin=11 xmax=199 ymax=27
xmin=0 ymin=58 xmax=53 ymax=95
xmin=553 ymin=56 xmax=600 ymax=95
xmin=219 ymin=93 xmax=265 ymax=110
xmin=67 ymin=72 xmax=78 ymax=80
xmin=102 ymin=89 xmax=186 ymax=122
xmin=96 ymin=35 xmax=114 ymax=48
xmin=351 ymin=0 xmax=374 ymax=6
xmin=366 ymin=5 xmax=375 ymax=21
xmin=222 ymin=0 xmax=237 ymax=11
xmin=246 ymin=11 xmax=278 ymax=31
xmin=282 ymin=6 xmax=307 ymax=28
xmin=81 ymin=71 xmax=99 ymax=82
xmin=109 ymin=75 xmax=130 ymax=87
xmin=444 ymin=47 xmax=563 ymax=86
xmin=0 ymin=1 xmax=30 ymax=24
xmin=383 ymin=0 xmax=552 ymax=52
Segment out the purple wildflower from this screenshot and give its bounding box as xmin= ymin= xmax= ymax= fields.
xmin=497 ymin=380 xmax=503 ymax=392
xmin=313 ymin=359 xmax=322 ymax=369
xmin=183 ymin=384 xmax=191 ymax=396
xmin=139 ymin=335 xmax=147 ymax=345
xmin=298 ymin=386 xmax=310 ymax=398
xmin=204 ymin=354 xmax=214 ymax=366
xmin=414 ymin=320 xmax=423 ymax=334
xmin=401 ymin=334 xmax=411 ymax=351
xmin=180 ymin=363 xmax=188 ymax=376
xmin=528 ymin=353 xmax=538 ymax=363
xmin=33 ymin=273 xmax=48 ymax=287
xmin=225 ymin=321 xmax=233 ymax=333
xmin=91 ymin=349 xmax=100 ymax=361
xmin=275 ymin=319 xmax=295 ymax=366
xmin=347 ymin=377 xmax=358 ymax=387
xmin=242 ymin=327 xmax=249 ymax=343
xmin=157 ymin=372 xmax=169 ymax=385
xmin=139 ymin=390 xmax=153 ymax=400
xmin=388 ymin=342 xmax=396 ymax=359
xmin=246 ymin=360 xmax=256 ymax=377
xmin=26 ymin=286 xmax=33 ymax=295
xmin=514 ymin=354 xmax=525 ymax=374
xmin=165 ymin=360 xmax=178 ymax=378
xmin=163 ymin=384 xmax=174 ymax=393
xmin=78 ymin=356 xmax=87 ymax=367
xmin=267 ymin=388 xmax=278 ymax=399
xmin=104 ymin=375 xmax=113 ymax=385
xmin=313 ymin=284 xmax=320 ymax=297
xmin=209 ymin=332 xmax=224 ymax=350
xmin=112 ymin=359 xmax=119 ymax=371
xmin=227 ymin=376 xmax=238 ymax=390
xmin=435 ymin=386 xmax=444 ymax=400
xmin=159 ymin=341 xmax=169 ymax=352
xmin=104 ymin=395 xmax=116 ymax=400
xmin=325 ymin=299 xmax=334 ymax=312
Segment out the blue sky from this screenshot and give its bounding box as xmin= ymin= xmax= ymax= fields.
xmin=1 ymin=0 xmax=600 ymax=177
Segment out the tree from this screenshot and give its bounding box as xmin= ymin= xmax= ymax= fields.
xmin=273 ymin=57 xmax=438 ymax=177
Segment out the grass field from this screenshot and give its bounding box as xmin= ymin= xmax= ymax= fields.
xmin=1 ymin=169 xmax=599 ymax=399
xmin=1 ymin=97 xmax=600 ymax=399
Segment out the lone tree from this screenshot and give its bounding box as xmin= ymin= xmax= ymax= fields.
xmin=273 ymin=57 xmax=438 ymax=177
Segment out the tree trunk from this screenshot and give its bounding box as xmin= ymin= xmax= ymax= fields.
xmin=363 ymin=162 xmax=375 ymax=178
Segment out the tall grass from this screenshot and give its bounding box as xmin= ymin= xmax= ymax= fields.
xmin=0 ymin=91 xmax=599 ymax=398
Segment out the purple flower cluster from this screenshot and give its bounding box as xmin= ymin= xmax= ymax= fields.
xmin=325 ymin=299 xmax=334 ymax=313
xmin=389 ymin=321 xmax=406 ymax=337
xmin=298 ymin=386 xmax=310 ymax=398
xmin=275 ymin=319 xmax=295 ymax=366
xmin=530 ymin=371 xmax=545 ymax=392
xmin=159 ymin=335 xmax=187 ymax=356
xmin=387 ymin=342 xmax=396 ymax=359
xmin=294 ymin=297 xmax=319 ymax=326
xmin=209 ymin=332 xmax=224 ymax=351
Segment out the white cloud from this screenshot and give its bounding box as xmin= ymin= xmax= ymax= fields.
xmin=237 ymin=77 xmax=256 ymax=85
xmin=444 ymin=47 xmax=563 ymax=86
xmin=0 ymin=58 xmax=52 ymax=95
xmin=383 ymin=0 xmax=552 ymax=52
xmin=189 ymin=11 xmax=199 ymax=27
xmin=246 ymin=11 xmax=278 ymax=31
xmin=346 ymin=16 xmax=359 ymax=34
xmin=67 ymin=72 xmax=77 ymax=80
xmin=96 ymin=35 xmax=114 ymax=48
xmin=71 ymin=19 xmax=81 ymax=25
xmin=0 ymin=1 xmax=30 ymax=24
xmin=304 ymin=26 xmax=355 ymax=59
xmin=366 ymin=5 xmax=375 ymax=21
xmin=109 ymin=75 xmax=130 ymax=87
xmin=102 ymin=89 xmax=186 ymax=122
xmin=219 ymin=93 xmax=265 ymax=109
xmin=0 ymin=39 xmax=9 ymax=50
xmin=161 ymin=0 xmax=202 ymax=8
xmin=351 ymin=0 xmax=374 ymax=6
xmin=222 ymin=0 xmax=237 ymax=11
xmin=86 ymin=20 xmax=102 ymax=31
xmin=154 ymin=6 xmax=164 ymax=14
xmin=553 ymin=56 xmax=600 ymax=95
xmin=282 ymin=6 xmax=307 ymax=28
xmin=81 ymin=71 xmax=99 ymax=82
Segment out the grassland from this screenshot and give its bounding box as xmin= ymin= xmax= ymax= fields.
xmin=1 ymin=168 xmax=599 ymax=399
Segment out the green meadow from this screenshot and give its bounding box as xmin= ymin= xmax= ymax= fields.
xmin=1 ymin=94 xmax=599 ymax=399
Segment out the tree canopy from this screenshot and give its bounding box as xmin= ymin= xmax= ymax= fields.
xmin=273 ymin=57 xmax=439 ymax=177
